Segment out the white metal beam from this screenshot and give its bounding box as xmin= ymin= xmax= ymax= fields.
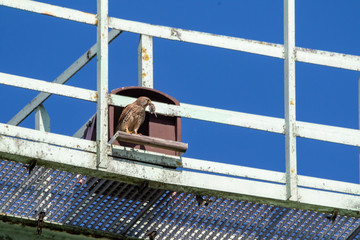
xmin=296 ymin=47 xmax=360 ymax=71
xmin=0 ymin=72 xmax=98 ymax=102
xmin=296 ymin=121 xmax=360 ymax=147
xmin=284 ymin=0 xmax=298 ymax=201
xmin=138 ymin=35 xmax=154 ymax=88
xmin=298 ymin=175 xmax=360 ymax=196
xmin=0 ymin=123 xmax=181 ymax=167
xmin=3 ymin=123 xmax=360 ymax=197
xmin=7 ymin=30 xmax=122 ymax=126
xmin=35 ymin=104 xmax=50 ymax=132
xmin=109 ymin=17 xmax=284 ymax=59
xmin=4 ymin=75 xmax=360 ymax=148
xmin=1 ymin=133 xmax=360 ymax=216
xmin=182 ymin=157 xmax=285 ymax=183
xmin=109 ymin=94 xmax=285 ymax=134
xmin=0 ymin=0 xmax=96 ymax=25
xmin=96 ymin=0 xmax=109 ymax=169
xmin=2 ymin=1 xmax=360 ymax=71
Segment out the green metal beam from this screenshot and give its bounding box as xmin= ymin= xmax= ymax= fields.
xmin=0 ymin=215 xmax=140 ymax=240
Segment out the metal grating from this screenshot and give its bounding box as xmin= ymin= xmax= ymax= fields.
xmin=1 ymin=158 xmax=360 ymax=240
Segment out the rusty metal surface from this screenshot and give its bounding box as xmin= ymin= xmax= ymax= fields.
xmin=1 ymin=159 xmax=360 ymax=239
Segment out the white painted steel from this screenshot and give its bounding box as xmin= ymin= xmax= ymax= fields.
xmin=298 ymin=175 xmax=360 ymax=196
xmin=296 ymin=121 xmax=360 ymax=147
xmin=0 ymin=134 xmax=97 ymax=169
xmin=109 ymin=17 xmax=284 ymax=59
xmin=0 ymin=72 xmax=97 ymax=102
xmin=109 ymin=94 xmax=285 ymax=134
xmin=138 ymin=35 xmax=154 ymax=88
xmin=0 ymin=135 xmax=285 ymax=202
xmin=182 ymin=157 xmax=285 ymax=183
xmin=96 ymin=0 xmax=109 ymax=169
xmin=4 ymin=122 xmax=360 ymax=197
xmin=284 ymin=0 xmax=298 ymax=201
xmin=298 ymin=188 xmax=360 ymax=212
xmin=35 ymin=104 xmax=50 ymax=132
xmin=0 ymin=123 xmax=96 ymax=152
xmin=0 ymin=123 xmax=180 ymax=167
xmin=296 ymin=47 xmax=360 ymax=71
xmin=2 ymin=0 xmax=360 ymax=216
xmin=0 ymin=0 xmax=96 ymax=25
xmin=2 ymin=1 xmax=360 ymax=72
xmin=8 ymin=30 xmax=121 ymax=126
xmin=2 ymin=134 xmax=360 ymax=214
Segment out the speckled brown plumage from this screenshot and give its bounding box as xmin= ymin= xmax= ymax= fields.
xmin=116 ymin=96 xmax=153 ymax=135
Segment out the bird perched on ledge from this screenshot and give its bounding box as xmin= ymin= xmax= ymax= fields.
xmin=116 ymin=96 xmax=156 ymax=135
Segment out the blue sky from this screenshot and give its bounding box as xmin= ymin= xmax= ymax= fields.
xmin=1 ymin=1 xmax=360 ymax=184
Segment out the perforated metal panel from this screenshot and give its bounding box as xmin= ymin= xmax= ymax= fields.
xmin=1 ymin=158 xmax=360 ymax=239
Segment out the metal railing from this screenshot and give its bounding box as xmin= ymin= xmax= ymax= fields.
xmin=1 ymin=0 xmax=360 ymax=217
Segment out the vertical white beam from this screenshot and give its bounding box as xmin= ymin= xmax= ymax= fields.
xmin=96 ymin=0 xmax=109 ymax=168
xmin=359 ymin=76 xmax=360 ymax=183
xmin=138 ymin=35 xmax=154 ymax=88
xmin=35 ymin=104 xmax=50 ymax=132
xmin=284 ymin=0 xmax=298 ymax=200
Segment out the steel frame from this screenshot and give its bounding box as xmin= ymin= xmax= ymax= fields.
xmin=1 ymin=0 xmax=360 ymax=218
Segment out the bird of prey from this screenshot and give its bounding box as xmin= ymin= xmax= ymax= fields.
xmin=116 ymin=96 xmax=155 ymax=135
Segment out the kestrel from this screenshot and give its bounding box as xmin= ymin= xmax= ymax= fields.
xmin=116 ymin=96 xmax=155 ymax=135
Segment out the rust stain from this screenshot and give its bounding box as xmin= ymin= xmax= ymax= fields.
xmin=176 ymin=161 xmax=182 ymax=166
xmin=142 ymin=73 xmax=147 ymax=78
xmin=142 ymin=54 xmax=149 ymax=61
xmin=291 ymin=168 xmax=295 ymax=173
xmin=290 ymin=100 xmax=295 ymax=105
xmin=94 ymin=92 xmax=98 ymax=99
xmin=102 ymin=33 xmax=104 ymax=38
xmin=42 ymin=11 xmax=55 ymax=17
xmin=142 ymin=48 xmax=147 ymax=54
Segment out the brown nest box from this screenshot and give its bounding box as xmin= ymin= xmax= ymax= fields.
xmin=84 ymin=86 xmax=182 ymax=156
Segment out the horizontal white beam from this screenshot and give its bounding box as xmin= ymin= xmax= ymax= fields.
xmin=298 ymin=175 xmax=360 ymax=196
xmin=0 ymin=0 xmax=96 ymax=25
xmin=0 ymin=72 xmax=98 ymax=102
xmin=0 ymin=123 xmax=181 ymax=168
xmin=296 ymin=121 xmax=360 ymax=147
xmin=182 ymin=157 xmax=285 ymax=184
xmin=299 ymin=188 xmax=360 ymax=213
xmin=0 ymin=133 xmax=285 ymax=201
xmin=109 ymin=17 xmax=284 ymax=59
xmin=8 ymin=29 xmax=122 ymax=126
xmin=296 ymin=47 xmax=360 ymax=71
xmin=2 ymin=133 xmax=360 ymax=216
xmin=109 ymin=94 xmax=285 ymax=134
xmin=2 ymin=1 xmax=360 ymax=71
xmin=0 ymin=123 xmax=96 ymax=152
xmin=5 ymin=76 xmax=360 ymax=147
